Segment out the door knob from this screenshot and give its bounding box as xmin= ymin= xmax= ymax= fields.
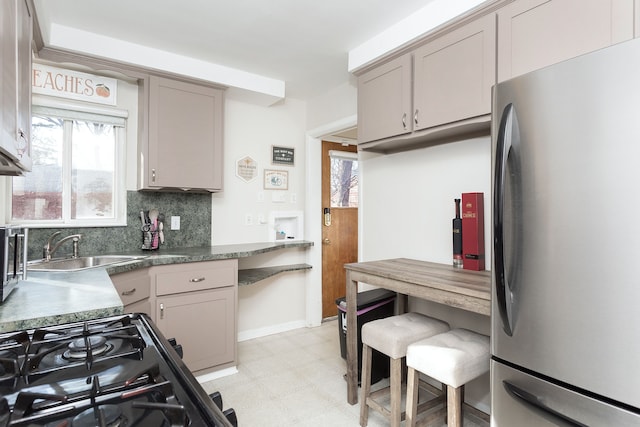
xmin=323 ymin=238 xmax=331 ymax=244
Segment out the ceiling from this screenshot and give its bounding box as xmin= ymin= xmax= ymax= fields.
xmin=32 ymin=0 xmax=443 ymax=101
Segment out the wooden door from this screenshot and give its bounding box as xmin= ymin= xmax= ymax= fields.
xmin=321 ymin=141 xmax=358 ymax=318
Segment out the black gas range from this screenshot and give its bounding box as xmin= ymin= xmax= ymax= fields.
xmin=0 ymin=313 xmax=237 ymax=426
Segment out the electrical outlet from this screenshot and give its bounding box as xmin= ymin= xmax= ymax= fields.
xmin=257 ymin=213 xmax=266 ymax=224
xmin=290 ymin=193 xmax=297 ymax=203
xmin=245 ymin=214 xmax=253 ymax=226
xmin=272 ymin=192 xmax=286 ymax=203
xmin=170 ymin=216 xmax=180 ymax=230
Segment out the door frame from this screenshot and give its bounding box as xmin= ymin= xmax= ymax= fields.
xmin=304 ymin=114 xmax=358 ymax=327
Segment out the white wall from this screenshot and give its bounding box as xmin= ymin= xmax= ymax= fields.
xmin=213 ymin=97 xmax=310 ymax=339
xmin=305 ymin=80 xmax=357 ymax=131
xmin=359 ymin=136 xmax=492 ymax=411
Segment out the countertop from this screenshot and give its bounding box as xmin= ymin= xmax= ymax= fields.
xmin=0 ymin=241 xmax=313 ymax=333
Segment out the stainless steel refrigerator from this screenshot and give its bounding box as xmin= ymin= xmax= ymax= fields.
xmin=491 ymin=37 xmax=640 ymax=425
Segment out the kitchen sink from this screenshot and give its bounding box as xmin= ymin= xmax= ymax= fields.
xmin=28 ymin=255 xmax=148 ymax=272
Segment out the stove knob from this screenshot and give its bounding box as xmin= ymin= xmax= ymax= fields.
xmin=223 ymin=408 xmax=237 ymax=427
xmin=208 ymin=391 xmax=223 ymax=410
xmin=167 ymin=338 xmax=184 ymax=359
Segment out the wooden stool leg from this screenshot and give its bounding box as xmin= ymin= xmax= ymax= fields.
xmin=390 ymin=357 xmax=403 ymax=427
xmin=359 ymin=344 xmax=372 ymax=426
xmin=405 ymin=366 xmax=419 ymax=427
xmin=447 ymin=385 xmax=463 ymax=427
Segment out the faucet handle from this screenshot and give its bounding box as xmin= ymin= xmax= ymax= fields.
xmin=72 ymin=236 xmax=81 ymax=258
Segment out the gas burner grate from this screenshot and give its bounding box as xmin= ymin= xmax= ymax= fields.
xmin=5 ymin=364 xmax=188 ymax=427
xmin=24 ymin=320 xmax=145 ymax=378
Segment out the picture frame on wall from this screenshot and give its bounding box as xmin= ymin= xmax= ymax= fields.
xmin=271 ymin=146 xmax=295 ymax=166
xmin=264 ymin=169 xmax=289 ymax=190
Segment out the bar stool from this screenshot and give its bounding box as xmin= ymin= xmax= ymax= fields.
xmin=360 ymin=312 xmax=450 ymax=427
xmin=405 ymin=328 xmax=490 ymax=427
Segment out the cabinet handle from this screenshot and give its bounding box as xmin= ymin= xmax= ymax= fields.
xmin=121 ymin=288 xmax=136 ymax=296
xmin=402 ymin=113 xmax=407 ymax=129
xmin=160 ymin=303 xmax=164 ymax=319
xmin=414 ymin=109 xmax=419 ymax=126
xmin=190 ymin=277 xmax=206 ymax=283
xmin=151 ymin=169 xmax=156 ymax=183
xmin=16 ymin=128 xmax=28 ymax=156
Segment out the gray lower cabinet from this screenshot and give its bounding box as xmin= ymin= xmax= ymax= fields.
xmin=152 ymin=259 xmax=238 ymax=373
xmin=497 ymin=0 xmax=634 ymax=82
xmin=110 ymin=268 xmax=152 ymax=317
xmin=139 ymin=76 xmax=224 ymax=191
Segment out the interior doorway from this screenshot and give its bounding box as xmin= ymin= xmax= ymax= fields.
xmin=321 ymin=140 xmax=358 ymax=318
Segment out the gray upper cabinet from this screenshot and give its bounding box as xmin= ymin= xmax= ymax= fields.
xmin=139 ymin=76 xmax=224 ymax=191
xmin=413 ymin=13 xmax=495 ymax=131
xmin=357 ymin=14 xmax=496 ymax=152
xmin=357 ymin=54 xmax=412 ymax=144
xmin=497 ymin=0 xmax=635 ymax=82
xmin=0 ymin=0 xmax=32 ymax=174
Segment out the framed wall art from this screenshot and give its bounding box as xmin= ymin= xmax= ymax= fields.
xmin=264 ymin=169 xmax=288 ymax=190
xmin=271 ymin=146 xmax=295 ymax=166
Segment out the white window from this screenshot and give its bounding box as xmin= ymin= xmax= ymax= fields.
xmin=329 ymin=150 xmax=359 ymax=208
xmin=11 ymin=101 xmax=127 ymax=226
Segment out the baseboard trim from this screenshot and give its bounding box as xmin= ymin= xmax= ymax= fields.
xmin=238 ymin=320 xmax=307 ymax=342
xmin=196 ymin=366 xmax=239 ymax=383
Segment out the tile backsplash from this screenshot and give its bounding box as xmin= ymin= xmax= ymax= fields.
xmin=26 ymin=191 xmax=212 ymax=260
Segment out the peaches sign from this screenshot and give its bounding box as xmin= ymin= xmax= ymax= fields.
xmin=32 ymin=63 xmax=117 ymax=106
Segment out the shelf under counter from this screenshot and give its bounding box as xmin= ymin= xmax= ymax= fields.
xmin=238 ymin=263 xmax=312 ymax=286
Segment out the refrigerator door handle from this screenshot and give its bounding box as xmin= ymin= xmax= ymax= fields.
xmin=494 ymin=103 xmax=517 ymax=336
xmin=503 ymin=381 xmax=587 ymax=427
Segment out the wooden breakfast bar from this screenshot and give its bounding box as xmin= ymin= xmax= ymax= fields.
xmin=344 ymin=258 xmax=491 ymax=405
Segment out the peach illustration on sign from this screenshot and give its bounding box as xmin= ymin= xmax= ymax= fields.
xmin=95 ymin=84 xmax=110 ymax=97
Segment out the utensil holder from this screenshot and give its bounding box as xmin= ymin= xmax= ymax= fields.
xmin=142 ymin=230 xmax=159 ymax=250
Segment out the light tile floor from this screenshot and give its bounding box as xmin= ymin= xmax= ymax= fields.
xmin=201 ymin=319 xmax=489 ymax=426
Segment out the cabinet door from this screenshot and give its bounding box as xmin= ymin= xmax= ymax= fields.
xmin=124 ymin=298 xmax=151 ymax=317
xmin=1 ymin=0 xmax=17 ymax=162
xmin=111 ymin=269 xmax=151 ymax=306
xmin=147 ymin=76 xmax=223 ymax=190
xmin=498 ymin=0 xmax=634 ymax=82
xmin=0 ymin=0 xmax=31 ymax=171
xmin=413 ymin=14 xmax=495 ymax=131
xmin=357 ymin=54 xmax=412 ymax=144
xmin=156 ymin=287 xmax=236 ymax=372
xmin=15 ymin=0 xmax=32 ymax=171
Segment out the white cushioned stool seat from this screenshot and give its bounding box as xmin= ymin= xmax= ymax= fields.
xmin=407 ymin=328 xmax=489 ymax=388
xmin=362 ymin=312 xmax=450 ymax=359
xmin=405 ymin=328 xmax=490 ymax=427
xmin=360 ymin=312 xmax=450 ymax=427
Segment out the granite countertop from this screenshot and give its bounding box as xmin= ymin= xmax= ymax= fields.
xmin=0 ymin=268 xmax=123 ymax=333
xmin=0 ymin=241 xmax=313 ymax=333
xmin=105 ymin=240 xmax=313 ymax=274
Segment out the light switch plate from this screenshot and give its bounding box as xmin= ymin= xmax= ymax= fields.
xmin=171 ymin=216 xmax=181 ymax=230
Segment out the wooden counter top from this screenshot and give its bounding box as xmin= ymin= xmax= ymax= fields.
xmin=344 ymin=258 xmax=491 ymax=405
xmin=344 ymin=258 xmax=491 ymax=316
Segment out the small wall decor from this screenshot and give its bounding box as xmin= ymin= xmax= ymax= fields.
xmin=271 ymin=145 xmax=295 ymax=166
xmin=264 ymin=169 xmax=288 ymax=190
xmin=236 ymin=155 xmax=258 ymax=182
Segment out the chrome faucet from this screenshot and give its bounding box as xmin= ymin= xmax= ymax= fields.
xmin=43 ymin=231 xmax=82 ymax=261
